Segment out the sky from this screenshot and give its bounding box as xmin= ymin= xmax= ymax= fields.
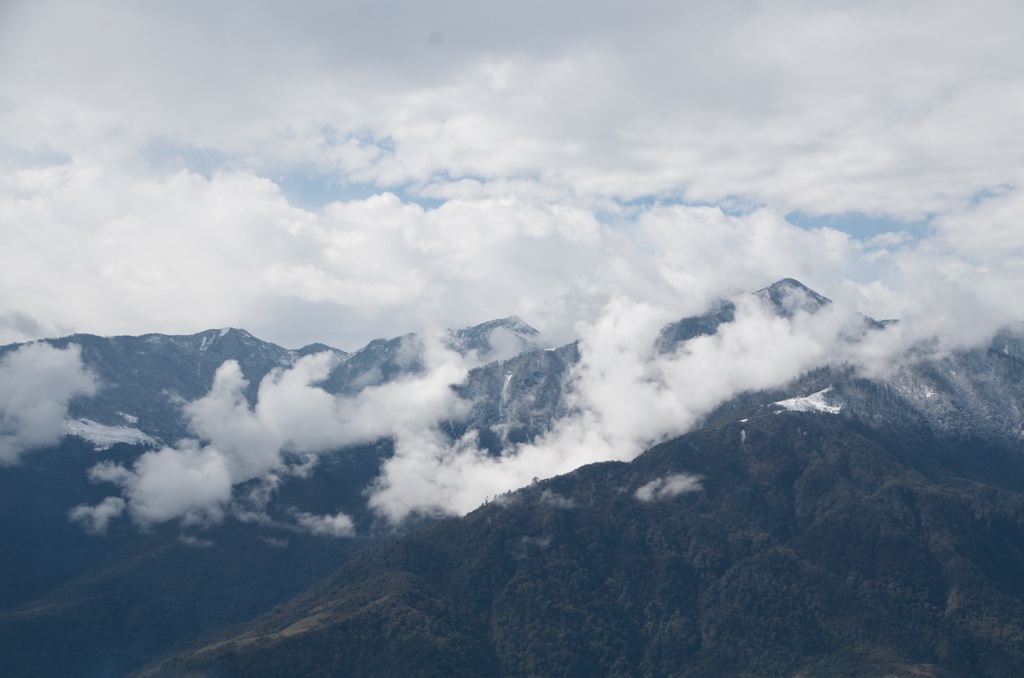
xmin=1 ymin=0 xmax=1024 ymax=351
xmin=5 ymin=1 xmax=1024 ymax=528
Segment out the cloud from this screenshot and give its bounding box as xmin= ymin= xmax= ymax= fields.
xmin=1 ymin=159 xmax=996 ymax=357
xmin=635 ymin=474 xmax=703 ymax=502
xmin=539 ymin=490 xmax=575 ymax=509
xmin=68 ymin=272 xmax=1024 ymax=531
xmin=0 ymin=308 xmax=66 ymax=343
xmin=0 ymin=343 xmax=98 ymax=465
xmin=8 ymin=1 xmax=1024 ymax=533
xmin=365 ymin=285 xmax=962 ymax=521
xmin=290 ymin=510 xmax=355 ymax=538
xmin=109 ymin=441 xmax=234 ymax=527
xmin=0 ymin=2 xmax=1023 ymax=355
xmin=68 ymin=496 xmax=125 ymax=535
xmin=3 ymin=1 xmax=1023 ymax=215
xmin=79 ymin=335 xmax=469 ymax=528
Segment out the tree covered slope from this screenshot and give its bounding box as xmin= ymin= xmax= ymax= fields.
xmin=148 ymin=410 xmax=1024 ymax=677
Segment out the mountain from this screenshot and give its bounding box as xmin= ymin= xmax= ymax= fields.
xmin=0 ymin=328 xmax=345 ymax=444
xmin=137 ymin=281 xmax=1024 ymax=677
xmin=754 ymin=276 xmax=832 ymax=315
xmin=454 ymin=341 xmax=580 ymax=452
xmin=0 ymin=316 xmax=552 ymax=676
xmin=144 ymin=411 xmax=1024 ymax=677
xmin=0 ymin=328 xmax=355 ymax=606
xmin=657 ymin=278 xmax=829 ymax=350
xmin=5 ymin=280 xmax=1024 ymax=676
xmin=450 ymin=316 xmax=541 ymax=361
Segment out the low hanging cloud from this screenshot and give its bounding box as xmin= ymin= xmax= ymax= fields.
xmin=289 ymin=510 xmax=356 ymax=538
xmin=89 ymin=441 xmax=235 ymax=527
xmin=71 ymin=280 xmax=1017 ymax=532
xmin=365 ymin=289 xmax=940 ymax=521
xmin=635 ymin=474 xmax=703 ymax=503
xmin=0 ymin=343 xmax=98 ymax=465
xmin=68 ymin=496 xmax=127 ymax=535
xmin=5 ymin=1 xmax=1024 ymax=538
xmin=75 ymin=334 xmax=470 ymax=529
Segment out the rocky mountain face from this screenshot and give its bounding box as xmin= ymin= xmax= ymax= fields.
xmin=4 ymin=279 xmax=1024 ymax=676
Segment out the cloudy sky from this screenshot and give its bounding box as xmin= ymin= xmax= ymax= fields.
xmin=6 ymin=0 xmax=1024 ymax=527
xmin=2 ymin=0 xmax=1024 ymax=352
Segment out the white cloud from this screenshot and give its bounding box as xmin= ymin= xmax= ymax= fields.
xmin=0 ymin=343 xmax=98 ymax=465
xmin=368 ymin=275 xmax=1024 ymax=521
xmin=0 ymin=159 xmax=972 ymax=354
xmin=80 ymin=335 xmax=472 ymax=528
xmin=4 ymin=1 xmax=1024 ymax=212
xmin=366 ymin=290 xmax=913 ymax=521
xmin=635 ymin=474 xmax=703 ymax=502
xmin=290 ymin=510 xmax=355 ymax=538
xmin=6 ymin=1 xmax=1024 ymax=532
xmin=0 ymin=1 xmax=1021 ymax=353
xmin=66 ymin=272 xmax=1024 ymax=530
xmin=68 ymin=496 xmax=126 ymax=535
xmin=117 ymin=441 xmax=234 ymax=527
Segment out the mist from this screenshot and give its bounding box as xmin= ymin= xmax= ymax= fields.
xmin=0 ymin=343 xmax=97 ymax=465
xmin=70 ymin=278 xmax=1006 ymax=533
xmin=74 ymin=334 xmax=471 ymax=530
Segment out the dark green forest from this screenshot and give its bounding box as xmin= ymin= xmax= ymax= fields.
xmin=0 ymin=438 xmax=384 ymax=678
xmin=146 ymin=412 xmax=1024 ymax=677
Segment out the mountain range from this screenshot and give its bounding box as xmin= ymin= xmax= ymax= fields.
xmin=3 ymin=279 xmax=1024 ymax=676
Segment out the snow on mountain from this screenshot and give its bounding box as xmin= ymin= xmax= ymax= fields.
xmin=773 ymin=387 xmax=842 ymax=415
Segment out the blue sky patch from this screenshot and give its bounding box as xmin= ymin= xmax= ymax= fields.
xmin=786 ymin=211 xmax=932 ymax=242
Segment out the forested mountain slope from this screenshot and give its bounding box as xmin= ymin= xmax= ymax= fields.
xmin=5 ymin=280 xmax=1024 ymax=676
xmin=148 ymin=411 xmax=1024 ymax=677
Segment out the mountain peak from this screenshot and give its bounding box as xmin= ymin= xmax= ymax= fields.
xmin=460 ymin=316 xmax=539 ymax=335
xmin=212 ymin=327 xmax=254 ymax=340
xmin=754 ymin=278 xmax=831 ymax=316
xmin=451 ymin=316 xmax=541 ymax=362
xmin=657 ymin=279 xmax=832 ymax=353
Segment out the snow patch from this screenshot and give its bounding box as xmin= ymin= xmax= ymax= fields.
xmin=500 ymin=371 xmax=514 ymax=417
xmin=65 ymin=419 xmax=158 ymax=450
xmin=774 ymin=387 xmax=842 ymax=415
